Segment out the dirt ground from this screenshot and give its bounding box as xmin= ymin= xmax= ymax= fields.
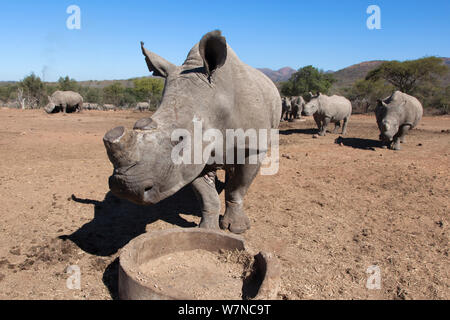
xmin=0 ymin=108 xmax=448 ymax=300
xmin=138 ymin=249 xmax=252 ymax=300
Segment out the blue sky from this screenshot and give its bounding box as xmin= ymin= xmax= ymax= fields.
xmin=0 ymin=0 xmax=449 ymax=81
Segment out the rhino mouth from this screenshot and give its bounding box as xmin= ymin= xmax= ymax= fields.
xmin=108 ymin=174 xmax=156 ymax=205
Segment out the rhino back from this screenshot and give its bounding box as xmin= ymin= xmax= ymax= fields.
xmin=319 ymin=95 xmax=352 ymax=120
xmin=153 ymin=44 xmax=281 ymax=134
xmin=222 ymin=46 xmax=281 ymax=130
xmin=52 ymin=91 xmax=83 ymax=106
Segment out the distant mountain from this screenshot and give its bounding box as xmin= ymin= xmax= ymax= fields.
xmin=257 ymin=67 xmax=296 ymax=82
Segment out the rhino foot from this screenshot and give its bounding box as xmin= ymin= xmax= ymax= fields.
xmin=199 ymin=215 xmax=220 ymax=230
xmin=391 ymin=142 xmax=401 ymax=150
xmin=220 ymin=205 xmax=250 ymax=234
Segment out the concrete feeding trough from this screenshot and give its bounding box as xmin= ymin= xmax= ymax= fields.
xmin=118 ymin=228 xmax=281 ymax=300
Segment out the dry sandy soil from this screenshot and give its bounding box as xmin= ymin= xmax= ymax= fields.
xmin=0 ymin=108 xmax=448 ymax=300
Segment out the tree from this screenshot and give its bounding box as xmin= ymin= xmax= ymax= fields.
xmin=103 ymin=82 xmax=125 ymax=106
xmin=19 ymin=73 xmax=46 ymax=108
xmin=280 ymin=65 xmax=335 ymax=97
xmin=365 ymin=57 xmax=448 ymax=94
xmin=0 ymin=84 xmax=18 ymax=102
xmin=133 ymin=77 xmax=164 ymax=108
xmin=58 ymin=76 xmax=79 ymax=91
xmin=341 ymin=79 xmax=393 ymax=113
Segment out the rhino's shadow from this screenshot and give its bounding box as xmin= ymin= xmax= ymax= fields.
xmin=60 ymin=186 xmax=202 ymax=257
xmin=279 ymin=128 xmax=319 ymax=135
xmin=335 ymin=136 xmax=384 ymax=150
xmin=60 ymin=178 xmax=227 ymax=299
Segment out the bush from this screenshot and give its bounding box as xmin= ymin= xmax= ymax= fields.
xmin=280 ymin=65 xmax=335 ymax=97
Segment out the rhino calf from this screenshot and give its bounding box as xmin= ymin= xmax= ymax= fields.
xmin=45 ymin=91 xmax=83 ymax=114
xmin=281 ymin=97 xmax=291 ymax=122
xmin=375 ymin=91 xmax=423 ymax=150
xmin=302 ymin=93 xmax=352 ymax=136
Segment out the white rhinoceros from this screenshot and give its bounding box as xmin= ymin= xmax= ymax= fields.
xmin=302 ymin=93 xmax=352 ymax=136
xmin=44 ymin=91 xmax=83 ymax=114
xmin=375 ymin=91 xmax=423 ymax=150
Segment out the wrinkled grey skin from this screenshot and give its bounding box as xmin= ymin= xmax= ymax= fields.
xmin=103 ymin=30 xmax=281 ymax=234
xmin=45 ymin=91 xmax=83 ymax=114
xmin=136 ymin=102 xmax=150 ymax=112
xmin=375 ymin=91 xmax=423 ymax=150
xmin=290 ymin=96 xmax=305 ymax=120
xmin=281 ymin=97 xmax=292 ymax=122
xmin=302 ymin=93 xmax=352 ymax=136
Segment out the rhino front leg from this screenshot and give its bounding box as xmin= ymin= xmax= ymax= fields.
xmin=220 ymin=163 xmax=260 ymax=234
xmin=319 ymin=117 xmax=330 ymax=136
xmin=313 ymin=114 xmax=322 ymax=134
xmin=191 ymin=171 xmax=221 ymax=230
xmin=391 ymin=125 xmax=411 ymax=150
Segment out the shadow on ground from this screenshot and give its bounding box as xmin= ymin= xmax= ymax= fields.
xmin=335 ymin=136 xmax=384 ymax=151
xmin=60 ymin=178 xmax=228 ymax=299
xmin=61 ymin=186 xmax=201 ymax=257
xmin=279 ymin=128 xmax=319 ymax=135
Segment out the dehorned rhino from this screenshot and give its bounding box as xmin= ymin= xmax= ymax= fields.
xmin=44 ymin=91 xmax=83 ymax=114
xmin=302 ymin=93 xmax=352 ymax=136
xmin=375 ymin=91 xmax=423 ymax=150
xmin=103 ymin=30 xmax=281 ymax=234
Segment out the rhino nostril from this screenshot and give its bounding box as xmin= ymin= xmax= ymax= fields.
xmin=104 ymin=126 xmax=125 ymax=143
xmin=144 ymin=186 xmax=153 ymax=192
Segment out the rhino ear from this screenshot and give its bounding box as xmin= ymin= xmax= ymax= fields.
xmin=199 ymin=30 xmax=227 ymax=75
xmin=141 ymin=42 xmax=175 ymax=78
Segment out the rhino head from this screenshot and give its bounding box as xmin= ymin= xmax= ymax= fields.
xmin=103 ymin=30 xmax=228 ymax=205
xmin=44 ymin=96 xmax=56 ymax=114
xmin=376 ymin=100 xmax=400 ymax=142
xmin=302 ymin=93 xmax=321 ymax=116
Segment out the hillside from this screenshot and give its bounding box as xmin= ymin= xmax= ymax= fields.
xmin=331 ymin=60 xmax=386 ymax=88
xmin=257 ymin=67 xmax=296 ymax=82
xmin=331 ymin=57 xmax=450 ymax=89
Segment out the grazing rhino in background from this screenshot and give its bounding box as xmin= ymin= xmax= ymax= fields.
xmin=302 ymin=93 xmax=352 ymax=136
xmin=375 ymin=91 xmax=423 ymax=150
xmin=290 ymin=96 xmax=305 ymax=120
xmin=281 ymin=97 xmax=292 ymax=122
xmin=44 ymin=91 xmax=83 ymax=114
xmin=136 ymin=102 xmax=150 ymax=112
xmin=103 ymin=104 xmax=117 ymax=111
xmin=103 ymin=30 xmax=281 ymax=234
xmin=83 ymin=103 xmax=101 ymax=111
